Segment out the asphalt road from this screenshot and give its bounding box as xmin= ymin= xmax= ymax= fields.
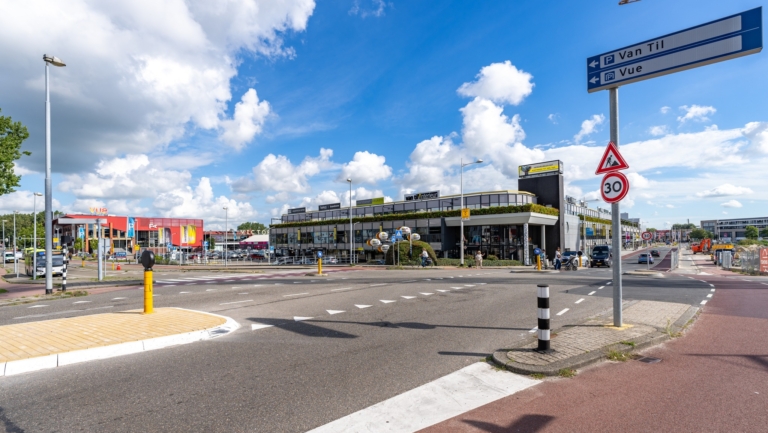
xmin=0 ymin=256 xmax=711 ymax=432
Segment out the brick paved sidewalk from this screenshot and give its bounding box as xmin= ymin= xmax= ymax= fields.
xmin=0 ymin=308 xmax=237 ymax=376
xmin=493 ymin=300 xmax=697 ymax=375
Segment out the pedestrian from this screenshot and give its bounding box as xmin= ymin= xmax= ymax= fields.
xmin=421 ymin=249 xmax=428 ymax=267
xmin=475 ymin=250 xmax=483 ymax=269
xmin=554 ymin=247 xmax=562 ymax=270
xmin=540 ymin=249 xmax=547 ymax=268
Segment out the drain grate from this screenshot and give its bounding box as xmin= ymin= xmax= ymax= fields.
xmin=636 ymin=356 xmax=662 ymax=364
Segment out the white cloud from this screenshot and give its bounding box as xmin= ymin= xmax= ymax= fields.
xmin=219 ymin=89 xmax=271 ymax=150
xmin=232 ymin=148 xmax=334 ymax=193
xmin=721 ymin=199 xmax=742 ymax=208
xmin=349 ymin=0 xmax=390 ymax=18
xmin=665 ymin=204 xmax=675 ymax=208
xmin=660 ymin=106 xmax=671 ymax=114
xmin=649 ymin=125 xmax=668 ymax=136
xmin=574 ymin=114 xmax=605 ymax=143
xmin=457 ymin=61 xmax=534 ymax=105
xmin=696 ymin=183 xmax=753 ymax=198
xmin=337 ymin=151 xmax=392 ymax=184
xmin=0 ymin=191 xmax=62 ymax=214
xmin=548 ymin=114 xmax=559 ymax=124
xmin=743 ymin=121 xmax=768 ymax=154
xmin=678 ymin=105 xmax=716 ymax=123
xmin=153 ymin=177 xmax=256 ymax=229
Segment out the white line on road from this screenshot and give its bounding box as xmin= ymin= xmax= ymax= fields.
xmin=72 ymin=301 xmax=91 ymax=304
xmin=420 ymin=293 xmax=434 ymax=296
xmin=355 ymin=304 xmax=372 ymax=309
xmin=112 ymin=297 xmax=127 ymax=300
xmin=575 ymin=298 xmax=585 ymax=304
xmin=606 ymin=282 xmax=612 ymax=285
xmin=238 ymin=292 xmax=249 ymax=295
xmin=28 ymin=305 xmax=48 ymax=308
xmin=598 ymin=286 xmax=605 ymax=290
xmin=401 ymin=296 xmax=416 ymax=299
xmin=451 ymin=287 xmax=464 ymax=290
xmin=556 ymin=308 xmax=569 ymax=315
xmin=251 ymin=323 xmax=274 ymax=331
xmin=709 ymin=284 xmax=715 ymax=287
xmin=401 ymin=280 xmax=417 ymax=283
xmin=588 ymin=291 xmax=596 ymax=296
xmin=220 ymin=300 xmax=253 ymax=305
xmin=206 ymin=289 xmax=217 ymax=292
xmin=711 ymin=288 xmax=715 ymax=292
xmin=707 ymin=294 xmax=713 ymax=298
xmin=529 ymin=327 xmax=538 ymax=333
xmin=326 ymin=310 xmax=345 ymax=315
xmin=283 ymin=293 xmax=309 ymax=297
xmin=380 ymin=300 xmax=396 ymax=304
xmin=294 ymin=316 xmax=313 ymax=321
xmin=436 ymin=289 xmax=451 ymax=293
xmin=331 ymin=287 xmax=353 ymax=292
xmin=701 ymin=300 xmax=708 ymax=305
xmin=179 ymin=291 xmax=191 ymax=294
xmin=370 ymin=283 xmax=387 ymax=287
xmin=464 ymin=285 xmax=476 ymax=287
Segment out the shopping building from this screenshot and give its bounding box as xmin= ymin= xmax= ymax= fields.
xmin=53 ymin=214 xmax=204 ymax=254
xmin=701 ymin=217 xmax=768 ymax=241
xmin=269 ymin=160 xmax=640 ymax=264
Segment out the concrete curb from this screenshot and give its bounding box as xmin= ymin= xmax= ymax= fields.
xmin=1 ymin=308 xmax=240 ymax=377
xmin=509 ymin=269 xmax=560 ymax=274
xmin=491 ymin=305 xmax=701 ymax=376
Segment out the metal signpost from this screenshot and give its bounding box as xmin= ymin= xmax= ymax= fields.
xmin=587 ymin=7 xmax=762 ymax=328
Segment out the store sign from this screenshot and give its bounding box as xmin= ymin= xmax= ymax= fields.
xmin=288 ymin=207 xmax=306 ymax=214
xmin=518 ymin=160 xmax=563 ymax=178
xmin=356 ymin=197 xmax=384 ymax=206
xmin=319 ymin=203 xmax=341 ymax=211
xmin=760 ymin=248 xmax=768 ymax=273
xmin=89 ymin=207 xmax=108 ymax=215
xmin=405 ymin=191 xmax=439 ymax=201
xmin=127 ymin=217 xmax=135 ymax=238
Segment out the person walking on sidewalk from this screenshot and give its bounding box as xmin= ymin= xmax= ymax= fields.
xmin=421 ymin=249 xmax=428 ymax=267
xmin=475 ymin=251 xmax=483 ymax=268
xmin=554 ymin=247 xmax=562 ymax=270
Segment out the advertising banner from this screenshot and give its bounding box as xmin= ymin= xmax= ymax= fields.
xmin=158 ymin=227 xmax=164 ymax=244
xmin=188 ymin=225 xmax=196 ymax=244
xmin=181 ymin=226 xmax=188 ymax=244
xmin=319 ymin=203 xmax=341 ymax=211
xmin=518 ymin=160 xmax=563 ymax=178
xmin=127 ymin=217 xmax=135 ymax=238
xmin=405 ymin=191 xmax=439 ymax=201
xmin=356 ymin=197 xmax=384 ymax=206
xmin=760 ymin=248 xmax=768 ymax=273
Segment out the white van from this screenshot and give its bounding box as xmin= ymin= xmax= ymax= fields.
xmin=4 ymin=251 xmax=15 ymax=263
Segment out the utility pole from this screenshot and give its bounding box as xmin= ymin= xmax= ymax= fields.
xmin=609 ymin=88 xmax=623 ymax=327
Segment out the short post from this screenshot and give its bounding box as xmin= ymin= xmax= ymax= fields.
xmin=536 ymin=254 xmax=541 ymax=271
xmin=141 ymin=250 xmax=155 ymax=314
xmin=537 ymin=284 xmax=551 ymax=352
xmin=61 ymin=263 xmax=67 ymax=292
xmin=318 ymin=257 xmax=323 ymax=275
xmin=81 ymin=257 xmax=85 ymax=267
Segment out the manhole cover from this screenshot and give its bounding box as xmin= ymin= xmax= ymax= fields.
xmin=637 ymin=356 xmax=662 ymax=364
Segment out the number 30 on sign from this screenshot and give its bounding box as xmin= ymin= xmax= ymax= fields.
xmin=600 ymin=171 xmax=630 ymax=204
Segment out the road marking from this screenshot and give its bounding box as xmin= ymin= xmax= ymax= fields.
xmin=355 ymin=304 xmax=372 ymax=309
xmin=706 ymin=294 xmax=713 ymax=298
xmin=220 ymin=300 xmax=253 ymax=305
xmin=164 ymin=285 xmax=177 ymax=287
xmin=742 ymin=279 xmax=752 ymax=282
xmin=700 ymin=300 xmax=708 ymax=305
xmin=588 ymin=291 xmax=596 ymax=296
xmin=283 ymin=293 xmax=309 ymax=297
xmin=401 ymin=296 xmax=416 ymax=299
xmin=401 ymin=280 xmax=417 ymax=283
xmin=331 ymin=287 xmax=353 ymax=292
xmin=436 ymin=289 xmax=451 ymax=293
xmin=380 ymin=300 xmax=396 ymax=304
xmin=253 ymin=284 xmax=263 ymax=287
xmin=370 ymin=283 xmax=387 ymax=287
xmin=709 ymin=284 xmax=715 ymax=287
xmin=711 ymin=288 xmax=715 ymax=292
xmin=294 ymin=316 xmax=313 ymax=321
xmin=606 ymin=282 xmax=612 ymax=285
xmin=206 ymin=289 xmax=217 ymax=292
xmin=464 ymin=285 xmax=476 ymax=287
xmin=231 ymin=287 xmax=241 ymax=289
xmin=762 ymin=283 xmax=768 ymax=286
xmin=112 ymin=297 xmax=127 ymax=300
xmin=251 ymin=323 xmax=274 ymax=331
xmin=28 ymin=305 xmax=48 ymax=308
xmin=575 ymin=298 xmax=585 ymax=304
xmin=293 ymin=282 xmax=302 ymax=284
xmin=556 ymin=308 xmax=569 ymax=315
xmin=326 ymin=310 xmax=345 ymax=315
xmin=179 ymin=291 xmax=191 ymax=294
xmin=420 ymin=292 xmax=434 ymax=296
xmin=451 ymin=287 xmax=464 ymax=290
xmin=424 ymin=279 xmax=431 ymax=281
xmin=72 ymin=301 xmax=91 ymax=304
xmin=598 ymin=286 xmax=605 ymax=290
xmin=529 ymin=327 xmax=538 ymax=333
xmin=306 ymin=362 xmax=538 ymax=433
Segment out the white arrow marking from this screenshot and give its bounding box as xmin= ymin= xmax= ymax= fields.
xmin=294 ymin=316 xmax=313 ymax=321
xmin=179 ymin=291 xmax=191 ymax=294
xmin=355 ymin=304 xmax=372 ymax=309
xmin=420 ymin=292 xmax=434 ymax=296
xmin=206 ymin=289 xmax=217 ymax=291
xmin=326 ymin=310 xmax=346 ymax=315
xmin=380 ymin=300 xmax=396 ymax=304
xmin=251 ymin=323 xmax=274 ymax=331
xmin=401 ymin=296 xmax=416 ymax=299
xmin=590 ymin=76 xmax=599 ymax=84
xmin=589 ymin=60 xmax=598 ymax=68
xmin=464 ymin=285 xmax=476 ymax=287
xmin=112 ymin=297 xmax=127 ymax=300
xmin=436 ymin=289 xmax=450 ymax=292
xmin=28 ymin=305 xmax=48 ymax=308
xmin=451 ymin=287 xmax=464 ymax=290
xmin=72 ymin=301 xmax=91 ymax=304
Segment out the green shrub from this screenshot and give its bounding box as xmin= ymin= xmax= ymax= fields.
xmin=436 ymin=258 xmax=522 ymax=267
xmin=386 ymin=240 xmax=437 ymax=266
xmin=487 ymin=254 xmax=499 ymax=260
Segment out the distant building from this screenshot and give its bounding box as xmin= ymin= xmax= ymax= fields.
xmin=701 ymin=217 xmax=768 ymax=242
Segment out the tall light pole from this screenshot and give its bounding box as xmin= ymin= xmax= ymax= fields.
xmin=2 ymin=220 xmax=6 ymax=269
xmin=579 ymin=198 xmax=599 ymax=256
xmin=223 ymin=207 xmax=229 ymax=267
xmin=347 ymin=178 xmax=353 ymax=265
xmin=43 ymin=54 xmax=65 ymax=293
xmin=33 ymin=192 xmax=43 ymax=282
xmin=459 ymin=158 xmax=483 ymax=266
xmin=13 ymin=211 xmax=18 ymax=277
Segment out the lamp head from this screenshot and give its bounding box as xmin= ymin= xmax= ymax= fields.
xmin=43 ymin=55 xmax=66 ymax=67
xmin=475 ymin=159 xmax=483 ymax=163
xmin=346 ymin=178 xmax=352 ymax=183
xmin=34 ymin=192 xmax=43 ymax=197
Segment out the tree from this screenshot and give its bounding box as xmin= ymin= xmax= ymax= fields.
xmin=672 ymin=223 xmax=696 ymax=230
xmin=74 ymin=237 xmax=83 ymax=252
xmin=744 ymin=225 xmax=759 ymax=240
xmin=689 ymin=228 xmax=711 ymax=240
xmin=0 ymin=109 xmax=31 ymax=195
xmin=647 ymin=228 xmax=657 ymax=233
xmin=237 ymin=221 xmax=267 ymax=232
xmin=761 ymin=228 xmax=768 ymax=239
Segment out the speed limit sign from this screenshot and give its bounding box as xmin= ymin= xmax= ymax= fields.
xmin=642 ymin=231 xmax=652 ymax=241
xmin=600 ymin=171 xmax=630 ymax=203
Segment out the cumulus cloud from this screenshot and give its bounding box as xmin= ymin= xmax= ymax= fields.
xmin=457 ymin=61 xmax=534 ymax=105
xmin=721 ymin=199 xmax=742 ymax=208
xmin=574 ymin=114 xmax=605 ymax=143
xmin=337 ymin=151 xmax=392 ymax=184
xmin=0 ymin=0 xmax=316 ymax=172
xmin=219 ymin=89 xmax=271 ymax=150
xmin=231 ymin=148 xmax=334 ymax=193
xmin=548 ymin=114 xmax=559 ymax=124
xmin=349 ymin=0 xmax=390 ymax=18
xmin=0 ymin=191 xmax=62 ymax=214
xmin=153 ymin=177 xmax=256 ymax=229
xmin=696 ymin=184 xmax=753 ymax=198
xmin=660 ymin=106 xmax=671 ymax=114
xmin=678 ymin=105 xmax=716 ymax=123
xmin=649 ymin=125 xmax=668 ymax=136
xmin=743 ymin=121 xmax=768 ymax=154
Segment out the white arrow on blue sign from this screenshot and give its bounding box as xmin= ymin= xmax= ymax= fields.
xmin=587 ymin=7 xmax=762 ymax=93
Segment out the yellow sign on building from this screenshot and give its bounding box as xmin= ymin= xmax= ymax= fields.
xmin=461 ymin=208 xmax=470 ymax=220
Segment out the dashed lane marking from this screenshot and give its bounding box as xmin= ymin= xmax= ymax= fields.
xmin=711 ymin=289 xmax=715 ymax=292
xmin=238 ymin=293 xmax=249 ymax=295
xmin=436 ymin=289 xmax=451 ymax=293
xmin=72 ymin=301 xmax=91 ymax=304
xmin=220 ymin=300 xmax=253 ymax=305
xmin=370 ymin=283 xmax=387 ymax=287
xmin=401 ymin=296 xmax=416 ymax=299
xmin=464 ymin=285 xmax=476 ymax=287
xmin=707 ymin=294 xmax=713 ymax=298
xmin=355 ymin=305 xmax=372 ymax=309
xmin=380 ymin=300 xmax=396 ymax=304
xmin=709 ymin=284 xmax=715 ymax=287
xmin=206 ymin=289 xmax=217 ymax=292
xmin=575 ymin=298 xmax=585 ymax=304
xmin=179 ymin=291 xmax=191 ymax=294
xmin=588 ymin=291 xmax=596 ymax=296
xmin=112 ymin=297 xmax=127 ymax=300
xmin=701 ymin=300 xmax=708 ymax=305
xmin=283 ymin=293 xmax=309 ymax=297
xmin=420 ymin=293 xmax=434 ymax=296
xmin=598 ymin=286 xmax=605 ymax=290
xmin=28 ymin=305 xmax=48 ymax=308
xmin=331 ymin=287 xmax=353 ymax=292
xmin=451 ymin=287 xmax=465 ymax=290
xmin=326 ymin=310 xmax=345 ymax=315
xmin=556 ymin=308 xmax=569 ymax=316
xmin=294 ymin=316 xmax=313 ymax=321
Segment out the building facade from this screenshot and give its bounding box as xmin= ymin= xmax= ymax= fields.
xmin=701 ymin=217 xmax=768 ymax=241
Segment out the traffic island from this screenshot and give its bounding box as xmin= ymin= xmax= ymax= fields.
xmin=491 ymin=300 xmax=698 ymax=376
xmin=0 ymin=307 xmax=239 ymax=376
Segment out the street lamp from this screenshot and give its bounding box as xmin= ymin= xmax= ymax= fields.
xmin=33 ymin=192 xmax=43 ymax=282
xmin=460 ymin=158 xmax=483 ymax=266
xmin=223 ymin=206 xmax=228 ymax=267
xmin=347 ymin=178 xmax=353 ymax=265
xmin=43 ymin=54 xmax=65 ymax=294
xmin=2 ymin=220 xmax=6 ymax=269
xmin=578 ymin=198 xmax=599 ymax=256
xmin=13 ymin=211 xmax=18 ymax=277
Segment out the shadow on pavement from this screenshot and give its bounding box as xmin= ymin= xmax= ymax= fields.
xmin=462 ymin=414 xmax=556 ymax=432
xmin=437 ymin=351 xmax=489 ymax=357
xmin=245 ymin=317 xmax=358 ymax=339
xmin=306 ymin=319 xmax=530 ymax=332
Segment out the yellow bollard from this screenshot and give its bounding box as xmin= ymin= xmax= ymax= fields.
xmin=112 ymin=262 xmax=115 ymax=271
xmin=536 ymin=255 xmax=541 ymax=271
xmin=318 ymin=257 xmax=323 ymax=276
xmin=144 ymin=269 xmax=153 ymax=314
xmin=81 ymin=258 xmax=85 ymax=268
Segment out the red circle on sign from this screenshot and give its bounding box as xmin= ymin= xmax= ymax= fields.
xmin=642 ymin=231 xmax=652 ymax=241
xmin=600 ymin=171 xmax=630 ymax=204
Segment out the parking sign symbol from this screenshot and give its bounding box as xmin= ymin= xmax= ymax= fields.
xmin=605 ymin=71 xmax=616 ymax=81
xmin=605 ymin=54 xmax=614 ymax=65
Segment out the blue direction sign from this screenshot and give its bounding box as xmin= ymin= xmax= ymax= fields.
xmin=587 ymin=7 xmax=762 ymax=93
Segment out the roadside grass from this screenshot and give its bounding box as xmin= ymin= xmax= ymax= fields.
xmin=530 ymin=373 xmax=546 ymax=380
xmin=606 ymin=349 xmax=630 ymax=362
xmin=664 ymin=319 xmax=682 ymax=338
xmin=620 ymin=340 xmax=636 ymax=348
xmin=0 ymin=289 xmax=7 ymax=294
xmin=558 ymin=369 xmax=576 ymax=378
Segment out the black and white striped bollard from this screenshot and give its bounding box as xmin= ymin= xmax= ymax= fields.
xmin=62 ymin=263 xmax=67 ymax=292
xmin=537 ymin=284 xmax=550 ymax=352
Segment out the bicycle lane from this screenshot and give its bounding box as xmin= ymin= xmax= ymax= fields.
xmin=419 ymin=275 xmax=768 ymax=433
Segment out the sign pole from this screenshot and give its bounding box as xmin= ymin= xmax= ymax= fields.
xmin=609 ymin=87 xmax=623 ymax=328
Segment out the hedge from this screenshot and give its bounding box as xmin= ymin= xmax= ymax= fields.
xmin=436 ymin=258 xmax=523 ymax=267
xmin=386 ymin=240 xmax=438 ymax=266
xmin=271 ymin=203 xmax=559 ymax=229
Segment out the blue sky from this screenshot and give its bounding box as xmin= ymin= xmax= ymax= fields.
xmin=1 ymin=0 xmax=766 ymax=230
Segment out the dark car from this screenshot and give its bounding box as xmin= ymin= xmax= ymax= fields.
xmin=650 ymin=249 xmax=660 ymax=257
xmin=590 ymin=245 xmax=612 ymax=268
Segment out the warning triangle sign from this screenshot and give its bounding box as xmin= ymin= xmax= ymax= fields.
xmin=595 ymin=141 xmax=629 ymax=175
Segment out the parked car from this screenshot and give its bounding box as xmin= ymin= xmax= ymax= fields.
xmin=562 ymin=251 xmax=588 ymax=267
xmin=4 ymin=251 xmax=15 ymax=263
xmin=650 ymin=249 xmax=660 ymax=257
xmin=590 ymin=245 xmax=612 ymax=268
xmin=638 ymin=253 xmax=654 ymax=264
